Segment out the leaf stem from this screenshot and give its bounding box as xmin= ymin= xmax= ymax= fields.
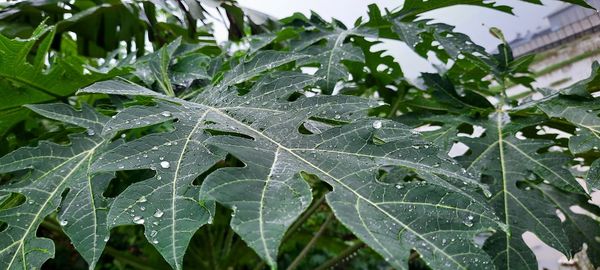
xmin=286 ymin=213 xmax=334 ymax=270
xmin=206 ymin=227 xmax=220 ymax=270
xmin=222 ymin=226 xmax=235 ymax=257
xmin=387 ymin=88 xmax=406 ymax=118
xmin=104 ymin=246 xmax=155 ymax=270
xmin=314 ymin=242 xmax=365 ymax=270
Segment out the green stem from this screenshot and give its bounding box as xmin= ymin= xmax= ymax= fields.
xmin=314 ymin=242 xmax=365 ymax=270
xmin=206 ymin=227 xmax=219 ymax=270
xmin=286 ymin=213 xmax=334 ymax=270
xmin=40 ymin=218 xmax=153 ymax=270
xmin=222 ymin=226 xmax=235 ymax=258
xmin=104 ymin=246 xmax=155 ymax=270
xmin=41 ymin=219 xmax=61 ymax=233
xmin=386 ymin=88 xmax=406 ymax=118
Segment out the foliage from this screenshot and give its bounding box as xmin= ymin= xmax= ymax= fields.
xmin=1 ymin=0 xmax=600 ymax=270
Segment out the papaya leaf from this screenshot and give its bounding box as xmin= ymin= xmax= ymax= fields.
xmin=81 ymin=58 xmax=501 ymax=269
xmin=0 ymin=23 xmax=125 ymax=134
xmin=0 ymin=104 xmax=113 ymax=269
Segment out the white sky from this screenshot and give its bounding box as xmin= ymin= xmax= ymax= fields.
xmin=223 ymin=0 xmax=567 ymax=78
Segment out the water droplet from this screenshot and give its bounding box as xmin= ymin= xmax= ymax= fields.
xmin=160 ymin=161 xmax=170 ymax=169
xmin=334 ymin=114 xmax=341 ymax=119
xmin=60 ymin=220 xmax=68 ymax=226
xmin=152 ymin=239 xmax=159 ymax=244
xmin=87 ymin=129 xmax=95 ymax=136
xmin=153 ymin=209 xmax=164 ymax=218
xmin=152 ymin=146 xmax=159 ymax=151
xmin=137 ymin=196 xmax=147 ymax=203
xmin=372 ymin=120 xmax=382 ymax=129
xmin=133 ymin=216 xmax=145 ymax=224
xmin=120 ymin=134 xmax=126 ymax=138
xmin=103 ymin=236 xmax=109 ymax=242
xmin=118 ymin=165 xmax=125 ymax=169
xmin=160 ymin=111 xmax=172 ymax=117
xmin=463 ymin=220 xmax=473 ymax=227
xmin=395 ymin=184 xmax=404 ymax=190
xmin=150 ymin=230 xmax=158 ymax=237
xmin=467 ymin=215 xmax=474 ymax=220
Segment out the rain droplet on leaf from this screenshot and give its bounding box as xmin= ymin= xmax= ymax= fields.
xmin=133 ymin=216 xmax=145 ymax=224
xmin=160 ymin=111 xmax=172 ymax=117
xmin=372 ymin=120 xmax=382 ymax=129
xmin=160 ymin=161 xmax=170 ymax=169
xmin=60 ymin=220 xmax=68 ymax=226
xmin=153 ymin=209 xmax=164 ymax=218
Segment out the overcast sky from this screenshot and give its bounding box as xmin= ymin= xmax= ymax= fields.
xmin=231 ymin=0 xmax=569 ymax=78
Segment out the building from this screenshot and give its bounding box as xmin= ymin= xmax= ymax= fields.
xmin=505 ymin=1 xmax=600 ymax=93
xmin=510 ymin=0 xmax=600 ymax=57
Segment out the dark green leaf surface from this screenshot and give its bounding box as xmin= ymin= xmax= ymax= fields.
xmin=0 ymin=104 xmax=112 ymax=269
xmin=82 ymin=57 xmax=501 ymax=269
xmin=454 ymin=113 xmax=585 ymax=270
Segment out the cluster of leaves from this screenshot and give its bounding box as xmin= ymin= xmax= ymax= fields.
xmin=1 ymin=0 xmax=600 ymax=270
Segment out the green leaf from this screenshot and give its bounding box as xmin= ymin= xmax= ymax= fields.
xmin=587 ymin=159 xmax=600 ymax=191
xmin=533 ymin=184 xmax=600 ymax=266
xmin=394 ymin=0 xmax=514 ymax=19
xmin=452 ymin=113 xmax=586 ymax=269
xmin=422 ymin=73 xmax=493 ymax=111
xmin=218 ymin=50 xmax=307 ymax=89
xmin=90 ymin=99 xmax=219 ymax=270
xmin=0 ymin=23 xmax=125 ymax=134
xmin=291 ymin=23 xmax=368 ymax=94
xmin=393 ymin=0 xmax=592 ymax=20
xmin=83 ymin=65 xmax=501 ymax=269
xmin=0 ymin=103 xmax=112 ymax=269
xmin=538 ymin=97 xmax=600 ymax=154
